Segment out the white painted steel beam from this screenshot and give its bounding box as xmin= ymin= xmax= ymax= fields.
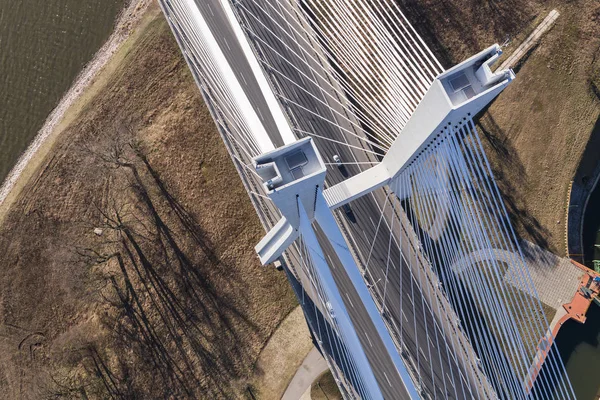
xmin=164 ymin=0 xmax=275 ymax=153
xmin=314 ymin=186 xmax=421 ymax=399
xmin=298 ymin=201 xmax=385 ymax=399
xmin=220 ymin=0 xmax=297 ymax=144
xmin=253 ymin=137 xmax=420 ymax=398
xmin=253 ymin=137 xmax=392 ymax=398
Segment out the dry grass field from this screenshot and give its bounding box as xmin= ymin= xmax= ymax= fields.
xmin=0 ymin=13 xmax=297 ymax=399
xmin=403 ymin=0 xmax=600 ymax=255
xmin=311 ymin=371 xmax=342 ymax=400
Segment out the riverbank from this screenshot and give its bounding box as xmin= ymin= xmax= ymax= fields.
xmin=0 ymin=7 xmax=298 ymax=398
xmin=0 ymin=0 xmax=153 ymax=224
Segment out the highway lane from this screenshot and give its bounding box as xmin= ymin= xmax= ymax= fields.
xmin=164 ymin=0 xmax=488 ymax=397
xmin=345 ymin=190 xmax=482 ymax=398
xmin=281 ymin=257 xmax=366 ymax=399
xmin=234 ymin=1 xmax=428 ymax=396
xmin=316 ymin=225 xmax=413 ymax=398
xmin=189 ymin=0 xmax=285 ymax=148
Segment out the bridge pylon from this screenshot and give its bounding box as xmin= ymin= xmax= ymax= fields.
xmin=323 ymin=44 xmax=515 ymax=209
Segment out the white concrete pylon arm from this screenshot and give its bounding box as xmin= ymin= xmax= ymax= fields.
xmin=220 ymin=0 xmax=297 ymax=145
xmin=383 ymin=44 xmax=514 ymax=182
xmin=323 ymin=163 xmax=391 ymax=209
xmin=323 ymin=44 xmax=514 ymax=209
xmin=298 ymin=199 xmax=386 ymax=400
xmin=255 ymin=216 xmax=299 ymax=265
xmin=314 ymin=186 xmax=421 ymax=399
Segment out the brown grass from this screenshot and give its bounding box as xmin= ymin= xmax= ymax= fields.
xmin=0 ymin=14 xmax=297 ymax=399
xmin=398 ymin=0 xmax=549 ymax=66
xmin=248 ymin=306 xmax=313 ymax=399
xmin=402 ymin=0 xmax=600 ymax=255
xmin=311 ymin=370 xmax=342 ymax=400
xmin=480 ymin=1 xmax=600 ymax=256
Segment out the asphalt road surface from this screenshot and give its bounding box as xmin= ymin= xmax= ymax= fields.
xmin=184 ymin=0 xmax=418 ymax=397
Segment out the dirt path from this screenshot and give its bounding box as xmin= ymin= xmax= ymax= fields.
xmin=282 ymin=346 xmax=328 ymax=400
xmin=249 ymin=306 xmax=314 ymax=399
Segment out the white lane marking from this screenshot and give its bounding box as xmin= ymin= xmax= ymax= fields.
xmin=383 ymin=371 xmax=392 ymax=387
xmin=240 ymin=72 xmax=247 ymax=85
xmin=364 ymin=331 xmax=373 ymax=347
xmin=447 ymin=373 xmax=456 ymax=389
xmin=327 ymin=254 xmax=335 ymax=269
xmin=256 ymin=108 xmax=264 ymax=121
xmin=345 ymin=293 xmax=354 ymax=308
xmin=419 ymin=346 xmax=428 ymax=361
xmin=362 ymin=230 xmax=369 ymax=242
xmin=223 ymin=37 xmax=231 ymax=51
xmin=369 ymin=216 xmax=375 ymax=228
xmin=428 ymin=336 xmax=436 ymax=349
xmin=207 ymin=3 xmax=214 ymax=16
xmin=401 ymin=309 xmax=409 ymax=322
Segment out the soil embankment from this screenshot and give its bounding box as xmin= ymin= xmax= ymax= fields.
xmin=0 ymin=9 xmax=299 ymax=399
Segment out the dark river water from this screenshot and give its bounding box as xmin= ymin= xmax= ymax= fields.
xmin=583 ymin=179 xmax=600 ymax=269
xmin=569 ymin=177 xmax=600 ymax=399
xmin=0 ymin=0 xmax=126 ymax=184
xmin=555 ymin=303 xmax=600 ymax=399
xmin=533 ymin=302 xmax=600 ymax=400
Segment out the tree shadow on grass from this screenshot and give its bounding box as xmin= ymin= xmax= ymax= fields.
xmin=73 ymin=143 xmax=268 ymax=398
xmin=394 ymin=0 xmax=539 ymax=66
xmin=477 ymin=113 xmax=553 ymax=252
xmin=135 ymin=150 xmax=220 ymax=266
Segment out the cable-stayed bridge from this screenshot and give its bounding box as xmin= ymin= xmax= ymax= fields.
xmin=157 ymin=0 xmax=576 ymax=398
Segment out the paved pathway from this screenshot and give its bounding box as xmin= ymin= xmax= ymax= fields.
xmin=499 ymin=9 xmax=560 ymax=70
xmin=449 ymin=240 xmax=584 ymax=311
xmin=282 ymin=347 xmax=329 ymax=400
xmin=511 ymin=241 xmax=584 ymax=310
